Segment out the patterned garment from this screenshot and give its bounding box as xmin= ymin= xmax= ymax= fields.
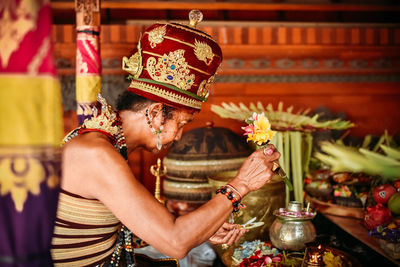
xmin=51 ymin=189 xmax=120 ymax=266
xmin=0 ymin=0 xmax=63 ymax=265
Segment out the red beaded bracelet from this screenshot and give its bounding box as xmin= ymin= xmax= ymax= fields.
xmin=226 ymin=183 xmax=243 ymax=200
xmin=216 ymin=185 xmax=246 ymax=213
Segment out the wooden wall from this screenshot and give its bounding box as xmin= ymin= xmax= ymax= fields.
xmin=54 ymin=21 xmax=400 ymax=192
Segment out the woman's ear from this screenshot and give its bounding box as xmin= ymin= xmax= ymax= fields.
xmin=147 ymin=103 xmax=164 ymax=127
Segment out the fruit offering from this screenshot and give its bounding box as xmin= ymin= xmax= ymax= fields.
xmin=373 ymin=184 xmax=397 ymax=204
xmin=388 ymin=193 xmax=400 ymax=216
xmin=363 ymin=204 xmax=393 ymax=230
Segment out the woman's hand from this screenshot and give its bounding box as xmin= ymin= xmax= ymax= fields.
xmin=208 ymin=222 xmax=248 ymax=246
xmin=230 ymin=144 xmax=281 ymax=197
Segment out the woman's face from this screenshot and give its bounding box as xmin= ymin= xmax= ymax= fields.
xmin=156 ymin=109 xmax=193 ymax=151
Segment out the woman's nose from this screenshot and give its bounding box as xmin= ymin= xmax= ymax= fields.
xmin=174 ymin=128 xmax=183 ymax=141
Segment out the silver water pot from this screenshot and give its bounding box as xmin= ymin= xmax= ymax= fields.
xmin=269 ymin=201 xmax=316 ymax=251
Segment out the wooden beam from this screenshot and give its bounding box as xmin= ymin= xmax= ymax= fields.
xmin=51 ymin=1 xmax=400 ymax=12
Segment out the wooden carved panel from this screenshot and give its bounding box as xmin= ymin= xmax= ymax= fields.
xmin=75 ymin=0 xmax=100 ymax=25
xmin=53 ymin=22 xmax=400 ymax=76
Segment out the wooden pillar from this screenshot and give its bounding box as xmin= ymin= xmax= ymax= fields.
xmin=75 ymin=0 xmax=101 ymax=124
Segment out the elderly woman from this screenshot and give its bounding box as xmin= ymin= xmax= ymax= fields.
xmin=51 ymin=13 xmax=280 ymax=267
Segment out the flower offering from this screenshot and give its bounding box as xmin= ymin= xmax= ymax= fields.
xmin=230 ymin=239 xmax=347 ymax=267
xmin=242 ymin=112 xmax=293 ymax=190
xmin=232 ymin=240 xmax=282 ymax=267
xmin=242 ymin=113 xmax=276 ymax=146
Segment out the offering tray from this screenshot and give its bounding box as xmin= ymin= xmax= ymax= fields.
xmin=220 ymin=241 xmax=362 ymax=267
xmin=220 ymin=241 xmax=302 ymax=267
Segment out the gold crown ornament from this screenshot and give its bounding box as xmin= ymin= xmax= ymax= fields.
xmin=122 ymin=10 xmax=222 ymax=112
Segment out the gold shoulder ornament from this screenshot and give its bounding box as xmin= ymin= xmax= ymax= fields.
xmin=82 ymin=94 xmax=119 ymax=136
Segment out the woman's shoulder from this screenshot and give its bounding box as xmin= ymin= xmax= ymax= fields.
xmin=61 ymin=131 xmax=128 ymax=198
xmin=63 ymin=131 xmax=120 ymax=160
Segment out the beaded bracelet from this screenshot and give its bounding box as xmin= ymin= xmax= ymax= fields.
xmin=216 ymin=185 xmax=246 ymax=213
xmin=226 ymin=183 xmax=243 ymax=200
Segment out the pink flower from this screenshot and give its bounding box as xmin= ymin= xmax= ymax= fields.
xmin=251 ymin=112 xmax=258 ymax=122
xmin=242 ymin=125 xmax=255 ymax=136
xmin=263 ymin=256 xmax=272 ymax=265
xmin=272 ymin=257 xmax=281 ymax=262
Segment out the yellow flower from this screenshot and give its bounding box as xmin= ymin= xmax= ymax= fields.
xmin=245 ymin=113 xmax=276 ymax=146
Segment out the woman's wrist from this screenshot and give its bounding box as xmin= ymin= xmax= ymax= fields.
xmin=226 ymin=184 xmax=243 ymax=200
xmin=216 ymin=185 xmax=246 ymax=213
xmin=228 ymin=179 xmax=249 ymax=198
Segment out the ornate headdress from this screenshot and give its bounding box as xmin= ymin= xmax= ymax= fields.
xmin=122 ymin=10 xmax=223 ymax=112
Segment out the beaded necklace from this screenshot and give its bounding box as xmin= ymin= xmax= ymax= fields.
xmin=63 ymin=94 xmax=134 ymax=267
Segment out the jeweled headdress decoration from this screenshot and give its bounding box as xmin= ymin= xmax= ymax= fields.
xmin=122 ymin=10 xmax=223 ymax=112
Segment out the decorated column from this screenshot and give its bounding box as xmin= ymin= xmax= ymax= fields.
xmin=75 ymin=0 xmax=101 ymax=124
xmin=0 ymin=0 xmax=63 ymax=265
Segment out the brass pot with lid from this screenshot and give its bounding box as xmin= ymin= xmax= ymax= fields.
xmin=269 ymin=201 xmax=317 ymax=251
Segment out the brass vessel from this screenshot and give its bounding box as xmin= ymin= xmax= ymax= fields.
xmin=269 ymin=201 xmax=316 ymax=251
xmin=208 ymin=170 xmax=286 ymax=242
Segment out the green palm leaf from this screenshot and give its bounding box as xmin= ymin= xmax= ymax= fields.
xmin=316 ymin=142 xmax=400 ymax=180
xmin=211 ymin=102 xmax=354 ymax=132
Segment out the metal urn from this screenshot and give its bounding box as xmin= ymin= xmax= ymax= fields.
xmin=269 ymin=201 xmax=316 ymax=251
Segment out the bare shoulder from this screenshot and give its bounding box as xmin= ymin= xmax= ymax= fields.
xmin=62 ymin=132 xmax=128 ymax=198
xmin=63 ymin=132 xmax=119 ymax=158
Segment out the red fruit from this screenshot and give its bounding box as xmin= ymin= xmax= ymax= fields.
xmin=364 ymin=204 xmax=393 ymax=230
xmin=394 ymin=180 xmax=400 ymax=190
xmin=373 ymin=184 xmax=397 ymax=204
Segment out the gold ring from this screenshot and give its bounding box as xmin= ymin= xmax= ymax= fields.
xmin=221 ymin=244 xmax=229 ymax=249
xmin=272 ymin=162 xmax=281 ymax=174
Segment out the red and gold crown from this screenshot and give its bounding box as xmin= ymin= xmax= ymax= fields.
xmin=122 ymin=10 xmax=222 ymax=112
